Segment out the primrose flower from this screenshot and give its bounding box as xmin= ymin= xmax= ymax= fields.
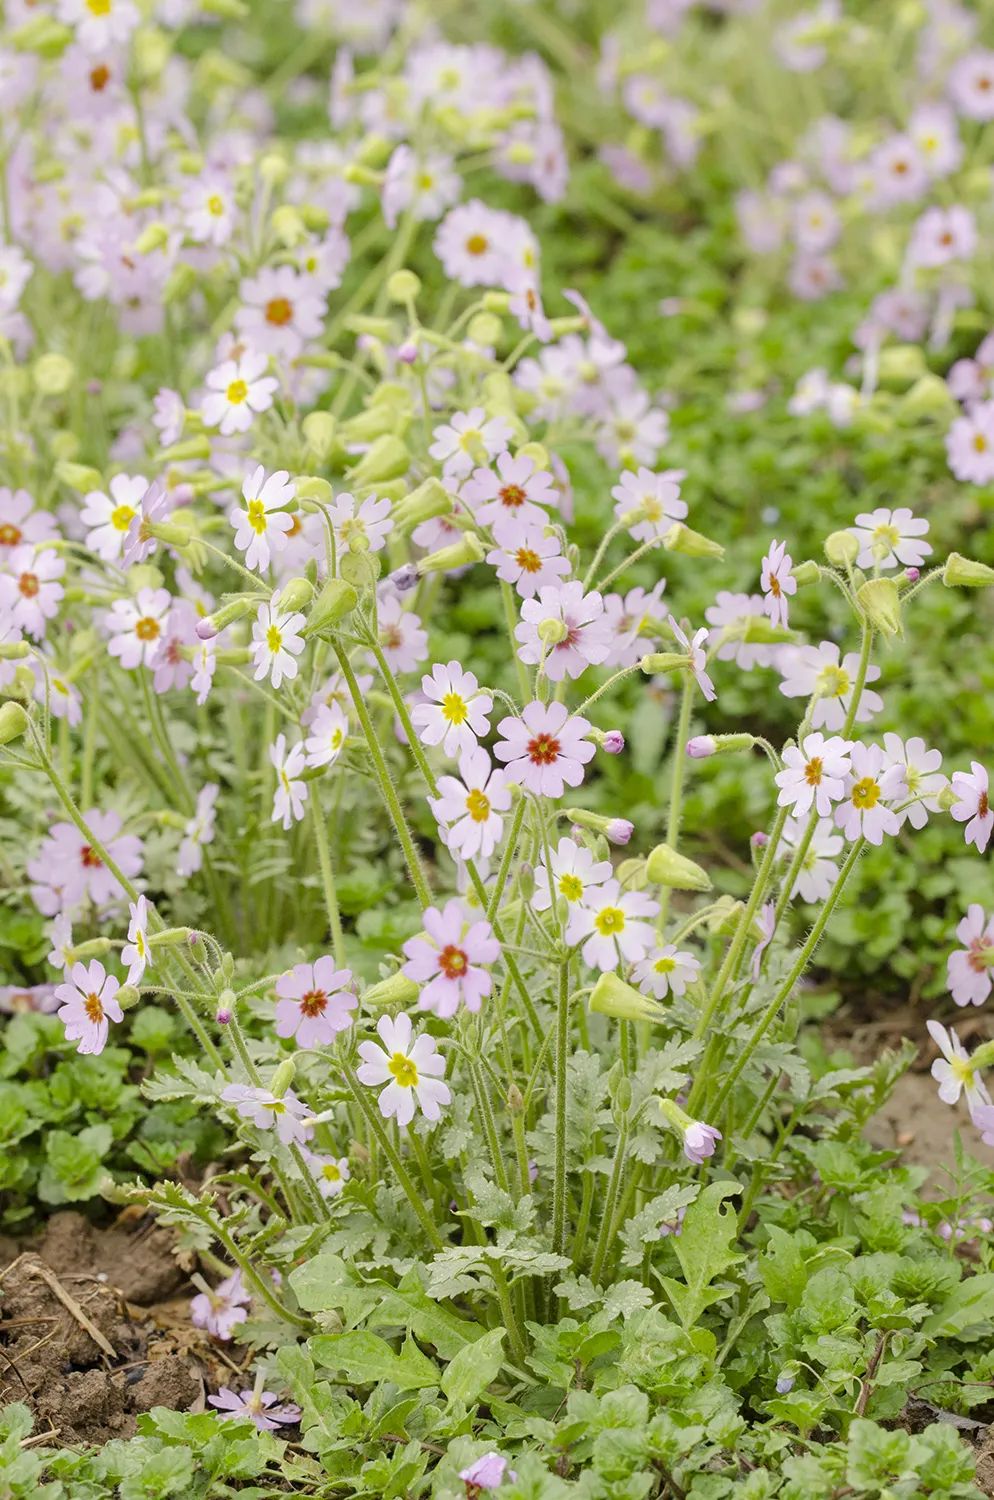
xmin=382 ymin=144 xmax=460 ymax=229
xmin=429 ymin=407 xmax=513 ymax=479
xmin=54 ymin=960 xmax=123 ymax=1056
xmin=81 ymin=474 xmax=151 ymax=562
xmin=377 ymin=594 xmax=428 ymax=673
xmin=58 ymin=0 xmax=139 ymax=52
xmin=760 ymin=539 xmax=796 ymax=628
xmin=0 ymin=487 xmax=55 ymax=557
xmin=611 ymin=466 xmax=686 ymax=542
xmin=221 ymin=1083 xmax=313 ymax=1145
xmin=464 ymin=451 xmax=557 ymax=543
xmin=275 ymin=957 xmax=356 ymax=1046
xmin=182 ymin=176 xmax=235 ymax=246
xmin=29 ymin=811 xmax=143 ymax=918
xmin=705 ymin=592 xmax=776 ymax=671
xmin=232 ymin=467 xmax=295 ymax=572
xmin=849 ymin=508 xmax=931 ymax=572
xmin=122 ymin=895 xmax=150 ymax=986
xmin=402 ymin=900 xmax=499 ymax=1018
xmin=565 ymin=880 xmax=660 ymax=972
xmin=209 ymin=1387 xmax=301 ymax=1431
xmin=270 ymin=734 xmax=307 ymax=830
xmin=303 ymin=1149 xmax=351 ymax=1199
xmin=1 ymin=545 xmax=64 ymax=640
xmin=835 ymin=743 xmax=902 ymax=844
xmin=329 ymin=492 xmax=394 ymax=554
xmin=683 ymin=1119 xmax=722 ymax=1165
xmin=949 ymin=49 xmax=994 ymax=121
xmin=515 ymin=582 xmax=612 ymax=681
xmin=781 ymin=817 xmax=844 ymax=903
xmin=947 ymin=905 xmax=994 ymax=1008
xmin=236 ymin=264 xmax=325 ymax=360
xmin=434 ymin=199 xmax=513 ymax=287
xmin=106 ymin=586 xmax=172 ymax=670
xmin=304 ymin=702 xmax=348 ymax=769
xmin=487 ymin=527 xmax=571 ymax=598
xmin=47 ymin=914 xmax=74 ymax=974
xmin=202 ymin=351 xmax=278 ymax=436
xmin=927 ymin=1020 xmax=990 ymax=1109
xmin=430 ymin=746 xmax=511 ymax=861
xmin=459 ymin=1453 xmax=517 ymax=1490
xmin=946 ymin=402 xmax=994 ymax=485
xmin=601 ymin=582 xmax=668 ymax=667
xmin=356 ymin=1012 xmax=451 ymax=1127
xmin=778 ymin=641 xmax=883 ymax=730
xmin=775 ymin=732 xmax=852 ymax=817
xmin=632 ymin=945 xmax=701 ymax=999
xmin=410 ymin=662 xmax=493 ymax=758
xmin=667 ymin=615 xmax=716 ymax=702
xmin=178 ymin=783 xmax=218 ymax=879
xmin=880 ymin=734 xmax=946 ymax=828
xmin=495 ymin=700 xmax=595 ymax=798
xmin=532 ymin=836 xmax=612 ymax=913
xmin=950 ymin=762 xmax=994 ymax=853
xmin=251 ymin=593 xmax=306 ymax=689
xmin=190 ymin=1271 xmax=249 ymax=1341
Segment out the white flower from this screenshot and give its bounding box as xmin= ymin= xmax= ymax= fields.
xmin=329 ymin=492 xmax=393 ymax=554
xmin=270 ymin=734 xmax=307 ymax=829
xmin=775 ymin=732 xmax=852 ymax=817
xmin=356 ymin=1012 xmax=451 ymax=1127
xmin=81 ymin=474 xmax=150 ymax=562
xmin=927 ymin=1020 xmax=990 ymax=1109
xmin=304 ymin=703 xmax=348 ymax=769
xmin=251 ymin=593 xmax=306 ymax=690
xmin=532 ymin=836 xmax=612 ymax=913
xmin=950 ymin=762 xmax=993 ymax=854
xmin=778 ymin=641 xmax=883 ymax=730
xmin=122 ymin=895 xmax=150 ymax=985
xmin=834 ymin=743 xmax=903 ymax=845
xmin=849 ymin=508 xmax=931 ymax=572
xmin=880 ymin=734 xmax=946 ymax=829
xmin=428 ymin=407 xmax=512 ymax=479
xmin=632 ymin=945 xmax=700 ymax=999
xmin=106 ymin=587 xmax=172 ymax=670
xmin=201 ymin=351 xmax=278 ymax=436
xmin=429 ymin=745 xmax=511 ymax=861
xmin=760 ymin=539 xmax=796 ymax=628
xmin=565 ymin=880 xmax=660 ymax=972
xmin=667 ymin=615 xmax=716 ymax=702
xmin=232 ymin=467 xmax=295 ymax=572
xmin=410 ymin=661 xmax=493 ymax=758
xmin=58 ymin=0 xmax=139 ymax=52
xmin=780 ymin=816 xmax=844 ymax=903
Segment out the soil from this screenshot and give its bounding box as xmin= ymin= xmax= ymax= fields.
xmin=0 ymin=1209 xmax=240 ymax=1445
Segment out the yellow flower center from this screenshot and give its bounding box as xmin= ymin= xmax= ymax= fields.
xmin=851 ymin=777 xmax=880 ymax=810
xmin=86 ymin=0 xmax=111 ymax=13
xmin=804 ymin=757 xmax=823 ymax=786
xmin=594 ymin=906 xmax=625 ymax=937
xmin=226 ymin=379 xmax=249 ymax=405
xmin=388 ymin=1052 xmax=419 ymax=1088
xmin=558 ymin=873 xmax=583 ymax=901
xmin=465 ymin=788 xmax=490 ymax=822
xmin=654 ymin=956 xmax=676 ymax=974
xmin=247 ymin=498 xmax=267 ymax=534
xmin=465 ymin=234 xmax=489 ymax=256
xmin=207 ymin=194 xmax=224 ymax=216
xmin=84 ymin=991 xmax=104 ymax=1022
xmin=111 ymin=503 xmax=136 ymax=532
xmin=266 ymin=624 xmax=283 ymax=653
xmin=322 ymin=1162 xmax=342 ymax=1182
xmin=872 ymin=523 xmax=900 ymax=553
xmin=515 ymin=547 xmax=542 ymax=573
xmin=441 ymin=691 xmax=467 ymax=724
xmin=817 ymin=664 xmax=850 ymax=699
xmin=135 ymin=616 xmax=160 ymax=641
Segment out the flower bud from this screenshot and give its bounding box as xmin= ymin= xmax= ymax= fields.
xmin=517 ymin=441 xmax=550 ymax=472
xmin=645 ymin=842 xmax=711 ymax=892
xmin=467 ymin=312 xmax=502 ymax=345
xmin=507 ymin=1083 xmax=524 ymax=1113
xmin=362 ymin=972 xmax=420 ymax=1009
xmin=188 ymin=932 xmax=207 ymax=960
xmin=600 ymin=730 xmax=625 ymax=754
xmin=197 ymin=595 xmax=258 ymax=639
xmin=903 ymin=567 xmax=920 ymax=584
xmin=417 ymin=533 xmax=486 ymax=575
xmin=386 ymin=269 xmax=421 ymax=304
xmin=296 ymin=476 xmax=334 ymax=505
xmin=346 ymin=435 xmax=410 ymax=486
xmin=339 ymin=550 xmax=381 ymax=588
xmin=482 ymin=290 xmax=511 ymax=313
xmin=662 ymin=522 xmax=724 ymax=559
xmin=639 ymin=651 xmax=688 ymax=675
xmin=158 ymin=435 xmax=211 ymax=463
xmin=0 ymin=701 xmax=29 ymax=744
xmin=304 ymin=578 xmax=359 ymax=635
xmin=590 ymin=972 xmax=666 ymax=1023
xmin=696 ymin=732 xmax=755 ymax=756
xmin=135 ymin=222 xmax=170 ymax=256
xmin=116 ymin=984 xmax=141 ymax=1011
xmin=32 ymin=353 xmax=75 ymax=396
xmin=391 ymin=478 xmax=452 ymax=535
xmin=736 ymin=617 xmax=796 ymax=644
xmin=301 ymin=412 xmax=337 ymax=463
xmin=388 ymin=563 xmax=419 ymax=594
xmin=397 ymin=340 xmax=418 ymax=364
xmin=278 ymin=577 xmax=314 ymax=614
xmin=565 ymin=808 xmax=634 ymax=845
xmin=824 ymin=529 xmax=859 ymax=567
xmin=164 ymin=264 xmax=198 ymax=304
xmin=270 ymin=204 xmax=307 ymax=247
xmin=9 ymin=16 xmax=72 ymax=56
xmin=0 ymin=639 xmax=30 ymax=661
xmin=791 ymin=559 xmax=820 ymax=587
xmin=70 ymin=937 xmax=114 ymax=959
xmin=538 ymin=617 xmax=568 ymax=646
xmin=687 ymin=736 xmax=715 ymax=758
xmin=877 ymin=343 xmax=927 ymax=388
xmin=148 ymin=927 xmax=194 ymax=948
xmin=56 ymin=460 xmax=103 ymax=492
xmin=857 ymin=576 xmax=902 ymax=637
xmin=270 ymin=1058 xmax=296 ymax=1098
xmin=943 ymin=552 xmax=994 ymax=588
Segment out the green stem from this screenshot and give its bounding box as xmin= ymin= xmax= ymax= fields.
xmin=309 ymin=784 xmax=347 ymax=967
xmin=552 ymin=960 xmax=570 ymax=1258
xmin=658 ymin=675 xmax=694 ymax=930
xmin=500 ymin=581 xmax=531 ymax=703
xmin=342 ymin=1065 xmax=444 ymax=1249
xmin=588 ymin=1120 xmax=629 ymax=1285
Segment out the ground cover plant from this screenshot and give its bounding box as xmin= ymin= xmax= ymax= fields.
xmin=3 ymin=0 xmax=994 ymax=1495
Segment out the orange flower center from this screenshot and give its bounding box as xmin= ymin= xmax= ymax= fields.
xmin=299 ymin=988 xmax=327 ymax=1018
xmin=0 ymin=523 xmax=21 ymax=546
xmin=18 ymin=572 xmax=39 ymax=598
xmin=527 ymin=733 xmax=560 ymax=765
xmin=265 ymin=297 xmax=293 ymax=326
xmin=135 ymin=616 xmax=160 ymax=641
xmin=498 ymin=484 xmax=526 ymax=510
xmin=84 ymin=992 xmax=104 ymax=1023
xmin=438 ymin=944 xmax=468 ymax=979
xmin=804 ymin=757 xmax=823 ymax=786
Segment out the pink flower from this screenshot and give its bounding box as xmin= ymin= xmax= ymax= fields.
xmin=190 ymin=1270 xmax=249 ymax=1341
xmin=705 ymin=592 xmax=775 ymax=671
xmin=667 ymin=615 xmax=715 ymax=702
xmin=402 ymin=900 xmax=499 ymax=1017
xmin=927 ymin=1020 xmax=990 ymax=1109
xmin=487 ymin=527 xmax=571 ymax=598
xmin=433 ymin=200 xmax=511 ymax=287
xmin=947 ymin=905 xmax=994 ymax=1008
xmin=209 ymin=1387 xmax=301 ymax=1430
xmin=54 ymin=959 xmax=123 ymax=1055
xmin=682 ymin=1119 xmax=721 ymax=1165
xmin=275 ymin=957 xmax=357 ymax=1046
xmin=0 ymin=487 xmax=56 ymax=560
xmin=430 ymin=747 xmax=511 ymax=862
xmin=602 ymin=583 xmax=668 ymax=668
xmin=880 ymin=734 xmax=945 ymax=829
xmin=231 ymin=467 xmax=295 ymax=572
xmin=459 ymin=1453 xmax=516 ymax=1489
xmin=508 ymin=271 xmax=552 ymax=342
xmin=908 ymin=206 xmax=976 ymax=268
xmin=178 ymin=784 xmax=218 ymax=879
xmin=495 ymin=700 xmax=595 ymax=798
xmin=221 ymin=1083 xmax=313 ymax=1145
xmin=236 ymin=265 xmax=325 ymax=359
xmin=778 ymin=641 xmax=883 ymax=730
xmin=329 ymin=492 xmax=393 ymax=554
xmin=377 ymin=594 xmax=428 ymax=673
xmin=106 ymin=586 xmax=172 ymax=670
xmin=429 ymin=407 xmax=513 ymax=480
xmin=28 ymin=810 xmax=144 ymax=915
xmin=356 ymin=1012 xmax=451 ymax=1126
xmin=611 ymin=466 xmax=686 ymax=542
xmin=951 ymin=762 xmax=993 ymax=853
xmin=834 ymin=743 xmax=903 ymax=845
xmin=1 ymin=545 xmax=64 ymax=639
xmin=270 ymin=734 xmax=307 ymax=830
xmin=463 ymin=451 xmax=556 ymax=543
xmin=515 ymin=582 xmax=612 ymax=682
xmin=949 ymin=49 xmax=994 ymax=121
xmin=201 ymin=350 xmax=278 ymax=436
xmin=304 ymin=703 xmax=348 ymax=769
xmin=532 ymin=836 xmax=612 ymax=913
xmin=410 ymin=661 xmax=493 ymax=757
xmin=632 ymin=945 xmax=700 ymax=999
xmin=760 ymin=539 xmax=796 ymax=628
xmin=565 ymin=880 xmax=659 ymax=971
xmin=775 ymin=732 xmax=852 ymax=817
xmin=946 ymin=402 xmax=994 ymax=484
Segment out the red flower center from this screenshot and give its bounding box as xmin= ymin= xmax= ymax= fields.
xmin=80 ymin=845 xmax=102 ymax=868
xmin=299 ymin=988 xmax=328 ymax=1017
xmin=438 ymin=945 xmax=467 ymax=979
xmin=18 ymin=572 xmax=39 ymax=598
xmin=498 ymin=484 xmax=526 ymax=509
xmin=527 ymin=733 xmax=560 ymax=765
xmin=980 ymin=791 xmax=990 ymax=819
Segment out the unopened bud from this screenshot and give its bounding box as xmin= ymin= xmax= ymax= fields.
xmin=301 ymin=411 xmax=337 ymax=463
xmin=687 ymin=736 xmax=715 ymax=759
xmin=601 ymin=730 xmax=625 ymax=754
xmin=417 ymin=533 xmax=486 ymax=576
xmin=944 ymin=552 xmax=994 ymax=588
xmin=270 ymin=204 xmax=307 ymax=247
xmin=135 ymin=222 xmax=169 ymax=255
xmin=824 ymin=529 xmax=859 ymax=567
xmin=116 ymin=984 xmax=141 ymax=1011
xmin=639 ymin=651 xmax=687 ymax=675
xmin=0 ymin=701 xmax=29 ymax=745
xmin=363 ymin=972 xmax=421 ymax=1010
xmin=388 ymin=563 xmax=419 ymax=594
xmin=386 ymin=269 xmax=421 ymax=303
xmin=215 ymin=1006 xmax=232 ymax=1025
xmin=663 ymin=522 xmax=724 ymax=559
xmin=32 ymin=353 xmax=75 ymax=396
xmin=56 ymin=461 xmax=103 ymax=492
xmin=590 ymin=972 xmax=666 ymax=1024
xmin=347 ymin=435 xmax=410 ymax=487
xmin=270 ymin=1059 xmax=296 ymax=1098
xmin=791 ymin=559 xmax=820 ymax=587
xmin=391 ymin=478 xmax=452 ymax=535
xmin=857 ymin=576 xmax=902 ymax=637
xmin=197 ymin=596 xmax=258 ymax=639
xmin=564 ymin=808 xmax=633 ymax=845
xmin=645 ymin=842 xmax=712 ymax=892
xmin=278 ymin=577 xmax=313 ymax=614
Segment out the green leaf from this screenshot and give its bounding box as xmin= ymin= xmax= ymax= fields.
xmin=441 ymin=1326 xmax=505 ymax=1404
xmin=310 ymin=1331 xmax=440 ymax=1390
xmin=920 ymin=1272 xmax=994 ymax=1339
xmin=656 ymin=1180 xmax=744 ymax=1329
xmin=118 ymin=1445 xmax=195 ymax=1498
